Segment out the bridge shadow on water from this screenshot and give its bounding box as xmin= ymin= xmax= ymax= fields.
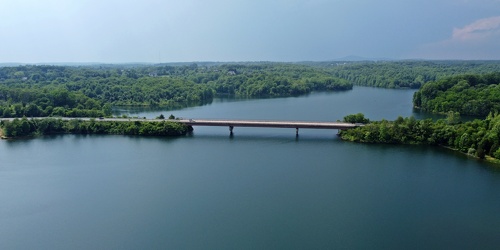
xmin=184 ymin=129 xmax=344 ymax=146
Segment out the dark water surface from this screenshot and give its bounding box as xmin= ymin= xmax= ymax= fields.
xmin=2 ymin=87 xmax=500 ymax=249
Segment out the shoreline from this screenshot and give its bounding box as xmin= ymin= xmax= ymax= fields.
xmin=2 ymin=122 xmax=500 ymax=168
xmin=0 ymin=119 xmax=192 ymax=139
xmin=436 ymin=144 xmax=500 ymax=167
xmin=339 ymin=132 xmax=500 ymax=167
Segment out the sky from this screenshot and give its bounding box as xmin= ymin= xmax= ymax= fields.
xmin=1 ymin=0 xmax=500 ymax=63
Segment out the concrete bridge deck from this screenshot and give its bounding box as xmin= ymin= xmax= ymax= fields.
xmin=177 ymin=119 xmax=358 ymax=130
xmin=177 ymin=119 xmax=360 ymax=134
xmin=1 ymin=117 xmax=362 ymax=135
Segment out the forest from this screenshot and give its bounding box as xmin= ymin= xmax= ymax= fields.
xmin=413 ymin=73 xmax=500 ymax=116
xmin=339 ymin=112 xmax=500 ymax=161
xmin=2 ymin=61 xmax=500 ymax=147
xmin=0 ymin=117 xmax=192 ymax=138
xmin=0 ymin=63 xmax=351 ymax=118
xmin=1 ymin=61 xmax=500 ymax=120
xmin=314 ymin=60 xmax=500 ymax=89
xmin=340 ymin=71 xmax=500 ymax=162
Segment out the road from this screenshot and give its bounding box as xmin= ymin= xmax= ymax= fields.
xmin=0 ymin=117 xmax=361 ymax=130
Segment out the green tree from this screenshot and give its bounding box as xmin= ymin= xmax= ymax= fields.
xmin=343 ymin=113 xmax=370 ymax=124
xmin=446 ymin=111 xmax=461 ymax=125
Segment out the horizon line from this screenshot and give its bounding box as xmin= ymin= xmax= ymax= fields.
xmin=2 ymin=58 xmax=500 ymax=66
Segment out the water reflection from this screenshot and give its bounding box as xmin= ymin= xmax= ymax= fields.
xmin=2 ymin=87 xmax=500 ymax=249
xmin=112 ymin=99 xmax=213 ymax=116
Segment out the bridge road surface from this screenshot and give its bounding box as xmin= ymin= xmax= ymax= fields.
xmin=0 ymin=117 xmax=361 ymax=134
xmin=178 ymin=119 xmax=358 ymax=129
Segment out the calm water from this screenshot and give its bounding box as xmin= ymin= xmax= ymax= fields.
xmin=1 ymin=87 xmax=500 ymax=249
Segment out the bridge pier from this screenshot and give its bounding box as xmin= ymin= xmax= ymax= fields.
xmin=229 ymin=126 xmax=234 ymax=134
xmin=296 ymin=127 xmax=299 ymax=136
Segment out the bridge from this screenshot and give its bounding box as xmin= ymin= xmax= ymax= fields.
xmin=0 ymin=117 xmax=362 ymax=135
xmin=176 ymin=119 xmax=360 ymax=135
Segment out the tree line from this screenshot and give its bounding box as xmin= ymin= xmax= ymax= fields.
xmin=0 ymin=87 xmax=112 ymax=118
xmin=308 ymin=60 xmax=500 ymax=89
xmin=413 ymin=72 xmax=500 ymax=117
xmin=0 ymin=63 xmax=352 ymax=118
xmin=3 ymin=62 xmax=500 ymax=152
xmin=2 ymin=61 xmax=500 ymax=118
xmin=341 ymin=72 xmax=500 ymax=162
xmin=340 ymin=112 xmax=500 ymax=161
xmin=0 ymin=118 xmax=192 ymax=138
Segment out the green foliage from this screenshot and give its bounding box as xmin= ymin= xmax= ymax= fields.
xmin=413 ymin=73 xmax=500 ymax=116
xmin=307 ymin=60 xmax=500 ymax=89
xmin=340 ymin=112 xmax=500 ymax=160
xmin=494 ymin=148 xmax=500 ymax=159
xmin=0 ymin=86 xmax=109 ymax=118
xmin=446 ymin=111 xmax=461 ymax=125
xmin=2 ymin=62 xmax=500 ymax=119
xmin=0 ymin=64 xmax=355 ymax=118
xmin=0 ymin=118 xmax=191 ymax=138
xmin=343 ymin=113 xmax=370 ymax=123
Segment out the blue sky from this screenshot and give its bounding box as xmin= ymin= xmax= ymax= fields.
xmin=1 ymin=0 xmax=500 ymax=63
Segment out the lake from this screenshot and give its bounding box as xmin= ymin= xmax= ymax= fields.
xmin=1 ymin=87 xmax=500 ymax=249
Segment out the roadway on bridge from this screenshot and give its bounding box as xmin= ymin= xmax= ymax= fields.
xmin=178 ymin=119 xmax=358 ymax=129
xmin=0 ymin=117 xmax=361 ymax=130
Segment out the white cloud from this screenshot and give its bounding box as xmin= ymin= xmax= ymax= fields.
xmin=410 ymin=16 xmax=500 ymax=60
xmin=452 ymin=16 xmax=500 ymax=41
